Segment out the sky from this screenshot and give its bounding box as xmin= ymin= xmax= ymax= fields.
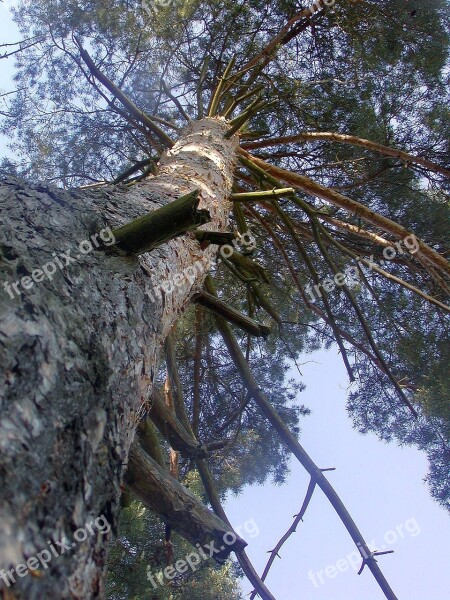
xmin=1 ymin=5 xmax=449 ymax=600
xmin=0 ymin=2 xmax=21 ymax=160
xmin=225 ymin=348 xmax=450 ymax=600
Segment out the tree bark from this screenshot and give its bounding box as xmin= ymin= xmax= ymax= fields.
xmin=125 ymin=445 xmax=247 ymax=559
xmin=0 ymin=118 xmax=237 ymax=598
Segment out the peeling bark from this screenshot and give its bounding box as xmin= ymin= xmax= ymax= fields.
xmin=0 ymin=118 xmax=237 ymax=598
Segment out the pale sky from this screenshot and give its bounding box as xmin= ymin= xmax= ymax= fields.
xmin=225 ymin=348 xmax=450 ymax=600
xmin=1 ymin=6 xmax=449 ymax=600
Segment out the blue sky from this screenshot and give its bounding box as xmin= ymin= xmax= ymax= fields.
xmin=1 ymin=5 xmax=449 ymax=599
xmin=225 ymin=348 xmax=450 ymax=599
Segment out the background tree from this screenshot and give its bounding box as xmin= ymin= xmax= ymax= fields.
xmin=0 ymin=1 xmax=449 ymax=599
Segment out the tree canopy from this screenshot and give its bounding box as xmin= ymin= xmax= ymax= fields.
xmin=1 ymin=1 xmax=449 ymax=598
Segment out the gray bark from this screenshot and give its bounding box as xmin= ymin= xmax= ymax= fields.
xmin=0 ymin=118 xmax=237 ymax=598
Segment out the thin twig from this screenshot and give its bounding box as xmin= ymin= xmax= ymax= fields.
xmin=249 ymin=479 xmax=316 ymax=599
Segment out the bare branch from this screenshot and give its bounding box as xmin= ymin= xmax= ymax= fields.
xmin=240 ymin=149 xmax=450 ymax=279
xmin=125 ymin=444 xmax=247 ymax=558
xmin=205 ymin=275 xmax=399 ymax=600
xmin=75 ymin=41 xmax=174 ymax=148
xmin=242 ymin=132 xmax=450 ymax=179
xmin=249 ymin=479 xmax=316 ymax=599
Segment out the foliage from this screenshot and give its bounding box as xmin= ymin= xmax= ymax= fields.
xmin=1 ymin=0 xmax=449 ymax=596
xmin=107 ymin=500 xmax=243 ymax=600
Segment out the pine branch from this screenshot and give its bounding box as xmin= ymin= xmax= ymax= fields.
xmin=76 ymin=41 xmax=175 ymax=148
xmin=137 ymin=420 xmax=167 ymax=467
xmin=233 ymin=200 xmax=250 ymax=233
xmin=112 ymin=157 xmax=156 ymax=184
xmin=222 ymin=84 xmax=265 ymax=119
xmin=205 ymin=275 xmax=399 ymax=600
xmin=238 ymin=155 xmax=355 ymax=380
xmin=196 ymin=56 xmax=210 ymax=119
xmin=242 ymin=132 xmax=450 ymax=179
xmin=161 ymin=80 xmax=191 ymax=122
xmin=108 ymin=190 xmax=210 ymax=255
xmin=208 ymin=54 xmax=236 ymax=117
xmin=225 ymin=100 xmax=276 ymax=138
xmin=165 ymin=330 xmax=196 ymax=435
xmin=240 ymin=149 xmax=450 ymax=279
xmin=193 ymin=230 xmax=236 ymax=245
xmin=125 ymin=444 xmax=247 ymax=558
xmin=161 ymin=332 xmax=277 ymax=599
xmin=232 ymin=6 xmax=323 ymax=78
xmin=192 ymin=305 xmax=203 ymax=437
xmin=195 ymin=459 xmax=277 ymax=600
xmin=249 ymin=283 xmax=283 ymax=326
xmin=312 ymin=214 xmax=450 ymax=313
xmin=146 ymin=389 xmax=206 ymax=458
xmin=231 ymin=188 xmax=295 ymax=202
xmin=247 ymin=204 xmax=385 ymax=372
xmin=316 ymin=213 xmax=399 ymax=248
xmin=307 ymin=214 xmax=418 ymax=416
xmin=193 ymin=291 xmax=271 ymax=338
xmin=271 ymin=200 xmax=355 ymax=381
xmin=227 ymin=250 xmax=270 ymax=283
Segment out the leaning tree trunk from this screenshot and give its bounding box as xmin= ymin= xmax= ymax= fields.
xmin=0 ymin=118 xmax=238 ymax=598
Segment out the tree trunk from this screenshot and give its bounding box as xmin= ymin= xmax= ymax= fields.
xmin=0 ymin=118 xmax=237 ymax=599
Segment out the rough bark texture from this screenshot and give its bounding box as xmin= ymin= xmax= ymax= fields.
xmin=0 ymin=118 xmax=237 ymax=598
